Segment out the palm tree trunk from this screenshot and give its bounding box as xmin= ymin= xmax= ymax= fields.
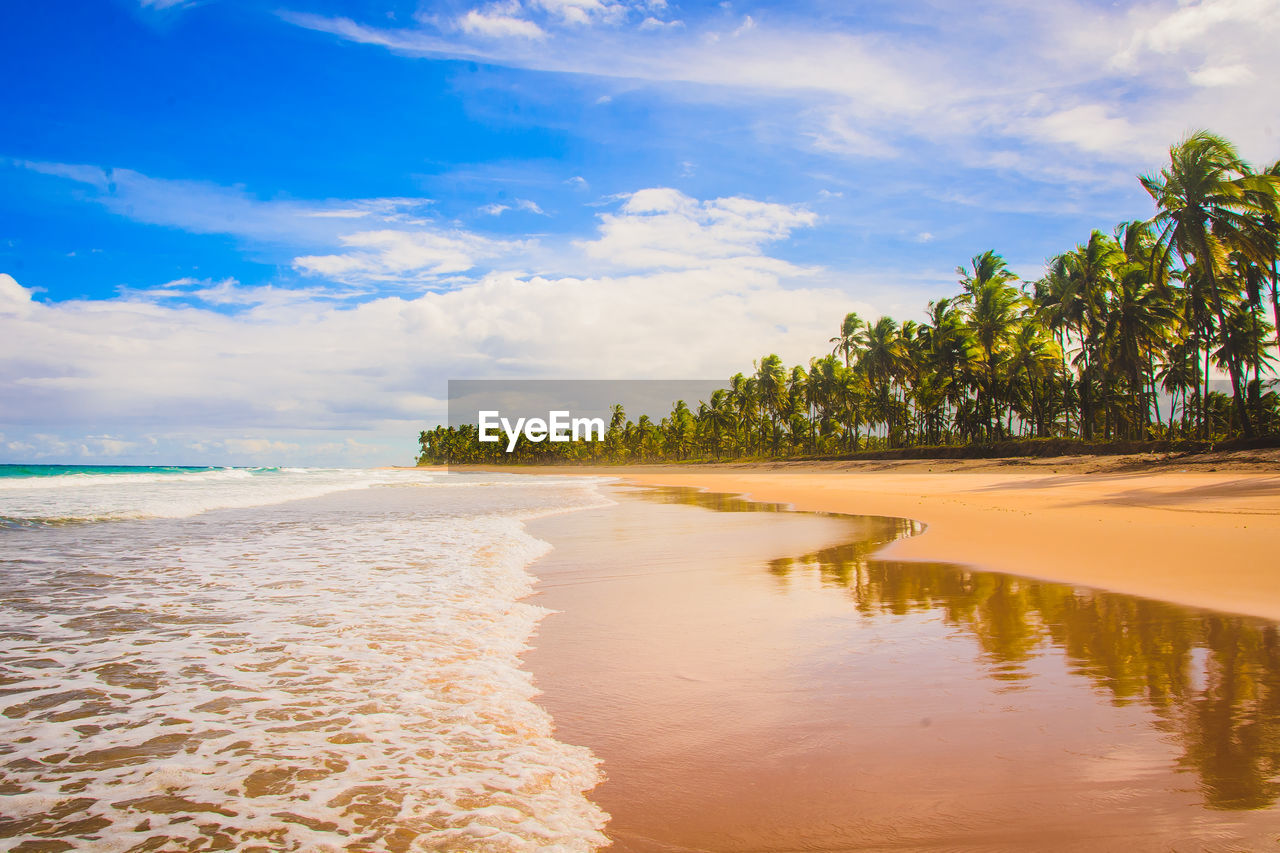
xmin=1202 ymin=344 xmax=1211 ymax=440
xmin=1148 ymin=352 xmax=1163 ymax=430
xmin=1204 ymin=266 xmax=1256 ymax=438
xmin=1060 ymin=328 xmax=1071 ymax=435
xmin=986 ymin=359 xmax=997 ymax=440
xmin=1271 ymin=267 xmax=1280 ymax=363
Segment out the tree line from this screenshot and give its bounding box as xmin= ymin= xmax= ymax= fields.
xmin=419 ymin=131 xmax=1280 ymax=465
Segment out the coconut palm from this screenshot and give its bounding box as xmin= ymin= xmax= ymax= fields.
xmin=1141 ymin=131 xmax=1280 ymax=437
xmin=860 ymin=316 xmax=903 ymax=444
xmin=755 ymin=354 xmax=788 ymax=453
xmin=957 ymin=252 xmax=1024 ymax=438
xmin=1006 ymin=316 xmax=1062 ymax=437
xmin=830 ymin=312 xmax=867 ymax=369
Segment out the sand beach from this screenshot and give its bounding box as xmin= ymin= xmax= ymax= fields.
xmin=504 ymin=453 xmax=1280 ymax=850
xmin=498 ymin=450 xmax=1280 ymax=620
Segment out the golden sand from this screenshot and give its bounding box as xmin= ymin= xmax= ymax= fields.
xmin=485 ymin=455 xmax=1280 ymax=619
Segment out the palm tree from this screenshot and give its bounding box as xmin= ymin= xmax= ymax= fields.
xmin=1158 ymin=331 xmax=1201 ymax=436
xmin=1104 ymin=267 xmax=1175 ymax=437
xmin=665 ymin=400 xmax=694 ymax=459
xmin=957 ymin=251 xmax=1024 ymax=438
xmin=1006 ymin=316 xmax=1061 ymax=436
xmin=755 ymin=354 xmax=787 ymax=454
xmin=727 ymin=372 xmax=758 ymax=456
xmin=830 ymin=312 xmax=866 ymax=369
xmin=920 ymin=297 xmax=980 ymax=442
xmin=1216 ymin=301 xmax=1277 ymax=430
xmin=1262 ymin=160 xmax=1280 ymax=362
xmin=1044 ymin=232 xmax=1123 ymax=439
xmin=1141 ymin=130 xmax=1280 ymax=437
xmin=860 ymin=316 xmax=902 ymax=445
xmin=702 ymin=389 xmax=735 ymax=458
xmin=1034 ymin=261 xmax=1084 ymax=434
xmin=835 ymin=363 xmax=869 ymax=451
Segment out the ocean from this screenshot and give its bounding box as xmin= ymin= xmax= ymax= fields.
xmin=0 ymin=465 xmax=612 ymax=852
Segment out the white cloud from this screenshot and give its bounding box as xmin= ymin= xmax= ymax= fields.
xmin=532 ymin=0 xmax=628 ymax=26
xmin=82 ymin=436 xmax=137 ymax=457
xmin=0 ymin=273 xmax=36 ymax=317
xmin=1118 ymin=0 xmax=1279 ymax=59
xmin=0 ymin=187 xmax=862 ymax=464
xmin=17 ymin=161 xmax=525 ymax=288
xmin=639 ymin=16 xmax=682 ymax=30
xmin=127 ymin=277 xmax=362 ymax=309
xmin=18 ymin=160 xmax=435 ymax=243
xmin=808 ymin=112 xmax=899 ymax=159
xmin=1020 ymin=104 xmax=1144 ymax=156
xmin=480 ymin=198 xmax=547 ymax=216
xmin=577 ymin=188 xmax=816 ymax=269
xmin=220 ymin=438 xmax=302 ymax=456
xmin=1188 ymin=62 xmax=1254 ymax=87
xmin=294 ymin=229 xmax=520 ymax=283
xmin=283 ymin=1 xmax=1280 ymax=176
xmin=282 ymin=13 xmax=937 ymax=111
xmin=458 ymin=9 xmax=547 ymax=39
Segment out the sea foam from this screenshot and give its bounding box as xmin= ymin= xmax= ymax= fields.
xmin=0 ymin=470 xmax=613 ymax=851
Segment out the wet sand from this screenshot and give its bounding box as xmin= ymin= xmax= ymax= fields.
xmin=524 ymin=483 xmax=1280 ymax=851
xmin=496 ymin=457 xmax=1280 ymax=622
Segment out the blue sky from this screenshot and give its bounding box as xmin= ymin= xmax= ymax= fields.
xmin=2 ymin=0 xmax=1277 ymax=464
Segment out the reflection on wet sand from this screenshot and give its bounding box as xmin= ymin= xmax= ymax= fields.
xmin=651 ymin=484 xmax=1280 ymax=813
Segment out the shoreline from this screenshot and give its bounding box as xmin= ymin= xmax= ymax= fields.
xmin=465 ymin=455 xmax=1280 ymax=620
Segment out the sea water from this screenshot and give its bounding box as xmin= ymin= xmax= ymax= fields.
xmin=0 ymin=466 xmax=612 ymax=852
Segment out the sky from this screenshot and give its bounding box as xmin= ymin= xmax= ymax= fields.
xmin=2 ymin=0 xmax=1278 ymax=465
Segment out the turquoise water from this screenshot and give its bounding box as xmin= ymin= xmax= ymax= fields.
xmin=0 ymin=464 xmax=268 ymax=478
xmin=0 ymin=465 xmax=378 ymax=527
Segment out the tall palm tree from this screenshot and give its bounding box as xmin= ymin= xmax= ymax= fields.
xmin=1006 ymin=316 xmax=1061 ymax=437
xmin=1034 ymin=261 xmax=1084 ymax=433
xmin=921 ymin=297 xmax=980 ymax=442
xmin=860 ymin=316 xmax=902 ymax=444
xmin=1264 ymin=161 xmax=1280 ymax=362
xmin=1158 ymin=331 xmax=1200 ymax=436
xmin=957 ymin=252 xmax=1024 ymax=438
xmin=756 ymin=354 xmax=787 ymax=453
xmin=830 ymin=312 xmax=866 ymax=369
xmin=1216 ymin=301 xmax=1277 ymax=429
xmin=1141 ymin=130 xmax=1280 ymax=437
xmin=701 ymin=389 xmax=736 ymax=458
xmin=1045 ymin=231 xmax=1123 ymax=439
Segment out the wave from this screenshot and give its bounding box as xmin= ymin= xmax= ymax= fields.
xmin=0 ymin=474 xmax=613 ymax=850
xmin=0 ymin=467 xmax=430 ymax=524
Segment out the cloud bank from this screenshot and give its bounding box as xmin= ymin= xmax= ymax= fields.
xmin=0 ymin=188 xmax=871 ymax=465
